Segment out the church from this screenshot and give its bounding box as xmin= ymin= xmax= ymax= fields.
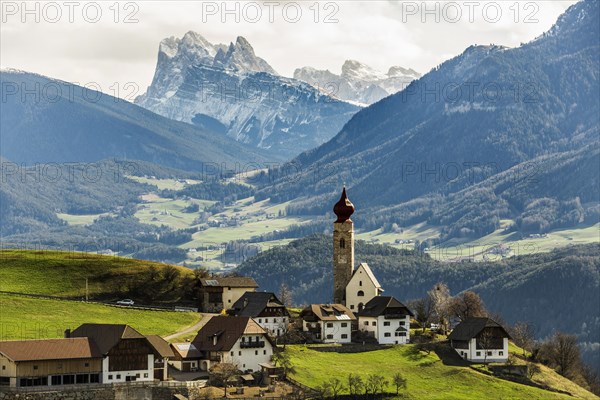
xmin=332 ymin=187 xmax=384 ymax=311
xmin=299 ymin=187 xmax=416 ymax=344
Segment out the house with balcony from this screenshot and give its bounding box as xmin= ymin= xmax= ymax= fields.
xmin=358 ymin=296 xmax=414 ymax=344
xmin=300 ymin=304 xmax=355 ymax=343
xmin=191 ymin=316 xmax=275 ymax=372
xmin=228 ymin=292 xmax=290 ymax=336
xmin=448 ymin=317 xmax=510 ymax=363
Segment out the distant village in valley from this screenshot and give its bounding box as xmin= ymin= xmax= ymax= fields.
xmin=0 ymin=188 xmax=523 ymax=400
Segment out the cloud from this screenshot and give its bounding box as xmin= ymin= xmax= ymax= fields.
xmin=0 ymin=0 xmax=577 ymax=97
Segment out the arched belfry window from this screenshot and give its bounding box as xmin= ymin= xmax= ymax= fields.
xmin=339 ymin=238 xmax=346 ymax=249
xmin=357 ymin=290 xmax=364 ymax=297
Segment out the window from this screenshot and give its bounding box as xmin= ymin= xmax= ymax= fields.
xmin=499 ymin=351 xmax=504 ymax=356
xmin=90 ymin=374 xmax=100 ymax=383
xmin=476 ymin=352 xmax=481 ymax=357
xmin=258 ymin=318 xmax=262 ymax=323
xmin=51 ymin=376 xmax=62 ymax=386
xmin=384 ymin=322 xmax=390 ymax=326
xmin=364 ymin=321 xmax=369 ymax=326
xmin=116 ymin=375 xmax=121 ymax=380
xmin=263 ymin=350 xmax=267 ymax=355
xmin=144 ymin=373 xmax=148 ymax=378
xmin=76 ymin=374 xmax=88 ymax=384
xmin=231 ymin=351 xmax=234 ymax=356
xmin=108 ymin=375 xmax=113 ymax=380
xmin=327 ymin=322 xmax=333 ymax=328
xmin=326 ymin=334 xmax=333 ymax=339
xmin=255 ymin=350 xmax=258 ymax=355
xmin=63 ymin=375 xmax=75 ymax=385
xmin=33 ymin=365 xmax=38 ymax=370
xmin=372 ymin=322 xmax=377 ymax=326
xmin=399 ymin=321 xmax=405 ymax=326
xmin=339 ymin=238 xmax=345 ymax=249
xmin=341 ymin=322 xmax=348 ymax=327
xmin=487 ymin=351 xmax=492 ymax=356
xmin=395 ymin=332 xmax=406 ymax=337
xmin=384 ymin=333 xmax=391 ymax=337
xmin=341 ymin=334 xmax=348 ymax=339
xmin=357 ymin=290 xmax=364 ymax=297
xmin=84 ymin=362 xmax=89 ymax=367
xmin=359 ymin=280 xmax=362 ymax=286
xmin=239 ymin=351 xmax=242 ymax=356
xmin=136 ymin=373 xmax=140 ymax=378
xmin=350 ymin=305 xmax=354 ymax=309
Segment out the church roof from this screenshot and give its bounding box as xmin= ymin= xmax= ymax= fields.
xmin=333 ymin=187 xmax=355 ymax=223
xmin=352 ymin=263 xmax=382 ymax=289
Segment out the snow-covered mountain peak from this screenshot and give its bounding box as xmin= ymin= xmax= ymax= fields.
xmin=341 ymin=60 xmax=386 ymax=81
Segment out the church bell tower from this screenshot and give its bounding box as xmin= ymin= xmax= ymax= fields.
xmin=333 ymin=187 xmax=355 ymax=305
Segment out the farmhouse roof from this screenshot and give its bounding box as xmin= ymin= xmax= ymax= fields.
xmin=300 ymin=304 xmax=356 ymax=321
xmin=0 ymin=338 xmax=101 ymax=362
xmin=70 ymin=323 xmax=146 ymax=355
xmin=192 ymin=316 xmax=274 ymax=352
xmin=448 ymin=317 xmax=510 ymax=341
xmin=200 ymin=277 xmax=258 ymax=288
xmin=358 ymin=296 xmax=414 ymax=317
xmin=146 ymin=335 xmax=175 ymax=358
xmin=230 ymin=292 xmax=289 ymax=317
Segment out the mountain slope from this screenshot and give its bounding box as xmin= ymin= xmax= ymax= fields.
xmin=294 ymin=60 xmax=421 ymax=105
xmin=135 ymin=32 xmax=360 ymax=159
xmin=0 ymin=70 xmax=271 ymax=169
xmin=259 ymin=0 xmax=599 ymax=231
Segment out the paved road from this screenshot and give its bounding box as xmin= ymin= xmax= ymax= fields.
xmin=162 ymin=313 xmax=218 ymax=341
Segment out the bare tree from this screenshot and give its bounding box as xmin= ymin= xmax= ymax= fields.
xmin=409 ymin=296 xmax=434 ymax=332
xmin=347 ymin=373 xmax=363 ymax=396
xmin=511 ymin=321 xmax=536 ymax=356
xmin=539 ymin=332 xmax=582 ymax=378
xmin=428 ymin=282 xmax=451 ymax=333
xmin=392 ymin=372 xmax=408 ymax=394
xmin=448 ymin=291 xmax=487 ymax=321
xmin=527 ymin=362 xmax=541 ymax=380
xmin=279 ymin=282 xmax=293 ymax=308
xmin=477 ymin=328 xmax=496 ymax=364
xmin=209 ymin=363 xmax=239 ymax=397
xmin=271 ymin=348 xmax=294 ymax=376
xmin=365 ymin=374 xmax=388 ymax=396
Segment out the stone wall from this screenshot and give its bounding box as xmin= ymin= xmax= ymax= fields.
xmin=0 ymin=384 xmax=199 ymax=400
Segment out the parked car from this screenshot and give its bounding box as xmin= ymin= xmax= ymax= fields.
xmin=117 ymin=299 xmax=135 ymax=306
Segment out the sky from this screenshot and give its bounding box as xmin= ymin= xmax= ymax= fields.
xmin=0 ymin=1 xmax=577 ymax=98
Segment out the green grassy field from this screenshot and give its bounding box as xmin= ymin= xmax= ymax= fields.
xmin=0 ymin=293 xmax=200 ymax=341
xmin=0 ymin=249 xmax=193 ymax=298
xmin=286 ymin=345 xmax=597 ymax=400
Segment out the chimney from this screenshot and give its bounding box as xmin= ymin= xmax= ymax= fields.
xmin=64 ymin=329 xmax=71 ymax=338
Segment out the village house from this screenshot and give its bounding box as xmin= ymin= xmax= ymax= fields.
xmin=198 ymin=277 xmax=258 ymax=312
xmin=448 ymin=317 xmax=510 ymax=363
xmin=192 ymin=316 xmax=275 ymax=372
xmin=358 ymin=296 xmax=414 ymax=344
xmin=300 ymin=304 xmax=355 ymax=343
xmin=69 ymin=323 xmax=157 ymax=383
xmin=169 ymin=342 xmax=203 ymax=372
xmin=228 ymin=292 xmax=290 ymax=336
xmin=0 ymin=338 xmax=102 ymax=388
xmin=345 ymin=263 xmax=384 ymax=313
xmin=145 ymin=335 xmax=175 ymax=381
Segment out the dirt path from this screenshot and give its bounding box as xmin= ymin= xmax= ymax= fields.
xmin=163 ymin=313 xmax=218 ymax=341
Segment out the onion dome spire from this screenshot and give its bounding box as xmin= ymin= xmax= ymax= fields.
xmin=333 ymin=187 xmax=355 ymax=223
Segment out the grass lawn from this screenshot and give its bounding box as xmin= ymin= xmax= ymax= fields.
xmin=0 ymin=293 xmax=200 ymax=340
xmin=285 ymin=345 xmax=597 ymax=400
xmin=0 ymin=249 xmax=193 ymax=298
